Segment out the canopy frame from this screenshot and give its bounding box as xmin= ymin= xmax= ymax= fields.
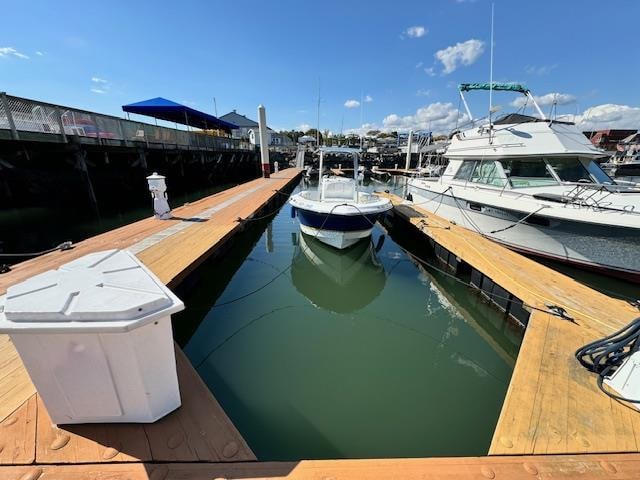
xmin=458 ymin=82 xmax=546 ymax=121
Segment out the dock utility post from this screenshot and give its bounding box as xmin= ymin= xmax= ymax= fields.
xmin=147 ymin=172 xmax=172 ymax=219
xmin=258 ymin=104 xmax=270 ymax=178
xmin=0 ymin=249 xmax=185 ymax=424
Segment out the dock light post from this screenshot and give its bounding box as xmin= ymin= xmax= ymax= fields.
xmin=258 ymin=105 xmax=270 ymax=178
xmin=405 ymin=130 xmax=413 ymax=171
xmin=146 ymin=172 xmax=171 ymax=219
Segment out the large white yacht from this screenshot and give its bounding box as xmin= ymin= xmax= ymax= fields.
xmin=407 ymin=83 xmax=640 ymax=281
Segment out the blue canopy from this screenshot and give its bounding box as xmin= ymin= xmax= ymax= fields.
xmin=122 ymin=97 xmax=238 ymax=132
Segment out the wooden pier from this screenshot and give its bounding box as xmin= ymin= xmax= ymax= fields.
xmin=381 ymin=192 xmax=640 ymax=456
xmin=2 ymin=171 xmax=640 ymax=478
xmin=0 ymin=169 xmax=301 ymax=468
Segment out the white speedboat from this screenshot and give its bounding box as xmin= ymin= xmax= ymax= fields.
xmin=407 ymin=82 xmax=640 ymax=281
xmin=289 ymin=148 xmax=392 ymax=249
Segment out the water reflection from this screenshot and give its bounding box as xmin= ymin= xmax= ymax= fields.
xmin=291 ymin=233 xmax=386 ymax=313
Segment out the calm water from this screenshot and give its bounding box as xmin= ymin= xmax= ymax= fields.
xmin=175 ymin=179 xmax=522 ymax=460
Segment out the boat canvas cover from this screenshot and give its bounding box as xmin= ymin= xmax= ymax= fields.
xmin=459 ymin=82 xmax=529 ymax=94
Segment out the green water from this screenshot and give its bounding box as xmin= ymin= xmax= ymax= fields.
xmin=175 ymin=179 xmax=522 ymax=460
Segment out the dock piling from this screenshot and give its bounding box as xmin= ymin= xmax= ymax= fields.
xmin=258 ymin=105 xmax=270 ymax=178
xmin=405 ymin=130 xmax=413 ymax=170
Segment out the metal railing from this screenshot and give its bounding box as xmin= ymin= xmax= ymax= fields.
xmin=0 ymin=93 xmax=253 ymax=151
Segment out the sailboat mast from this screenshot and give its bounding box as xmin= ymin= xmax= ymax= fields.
xmin=359 ymin=92 xmax=364 ymax=150
xmin=316 ymin=80 xmax=321 ymax=146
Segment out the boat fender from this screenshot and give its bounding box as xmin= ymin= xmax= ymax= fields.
xmin=290 ymin=206 xmax=297 ymax=218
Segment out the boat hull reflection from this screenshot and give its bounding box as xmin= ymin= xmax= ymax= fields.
xmin=291 ymin=233 xmax=386 ymax=313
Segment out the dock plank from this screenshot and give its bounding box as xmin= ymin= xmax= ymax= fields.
xmin=382 ymin=193 xmax=640 ymax=456
xmin=3 ymin=453 xmax=640 ymax=479
xmin=0 ymin=396 xmax=36 ymax=465
xmin=33 ymin=343 xmax=256 ymax=464
xmin=0 ymin=337 xmax=35 ymax=424
xmin=143 ymin=347 xmax=254 ymax=462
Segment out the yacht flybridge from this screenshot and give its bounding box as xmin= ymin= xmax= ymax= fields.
xmin=289 ymin=148 xmax=392 ymax=249
xmin=407 ymin=82 xmax=640 ymax=281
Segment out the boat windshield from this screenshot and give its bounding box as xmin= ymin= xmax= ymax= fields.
xmin=545 ymin=157 xmax=613 ymax=184
xmin=499 ymin=159 xmax=558 ymax=188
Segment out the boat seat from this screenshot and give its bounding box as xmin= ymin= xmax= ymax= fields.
xmin=322 ymin=181 xmax=356 ymax=200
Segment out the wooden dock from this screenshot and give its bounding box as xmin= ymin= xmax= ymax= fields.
xmin=0 ymin=169 xmax=301 ymax=467
xmin=2 ymin=170 xmax=640 ymax=478
xmin=381 ymin=192 xmax=640 ymax=456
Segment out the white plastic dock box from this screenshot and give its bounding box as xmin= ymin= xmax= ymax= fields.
xmin=0 ymin=249 xmax=185 ymax=425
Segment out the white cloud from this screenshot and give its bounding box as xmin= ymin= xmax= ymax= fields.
xmin=525 ymin=64 xmax=556 ymax=75
xmin=0 ymin=47 xmax=29 ymax=59
xmin=569 ymin=104 xmax=640 ymax=131
xmin=424 ymin=67 xmax=436 ymax=77
xmin=405 ymin=26 xmax=427 ymax=38
xmin=297 ymin=123 xmax=312 ymax=132
xmin=344 ymin=99 xmax=360 ymax=108
xmin=343 ymin=123 xmax=379 ymax=136
xmin=364 ymin=95 xmax=373 ymax=103
xmin=434 ymin=39 xmax=484 ymax=74
xmin=511 ymin=92 xmax=576 ymax=108
xmin=415 ymin=61 xmax=424 ymax=69
xmin=35 ymin=51 xmax=44 ymax=56
xmin=382 ymin=102 xmax=469 ymax=134
xmin=91 ymin=76 xmax=108 ymax=83
xmin=417 ymin=89 xmax=431 ymax=97
xmin=90 ymin=88 xmax=106 ymax=94
xmin=341 ymin=102 xmax=468 ymax=136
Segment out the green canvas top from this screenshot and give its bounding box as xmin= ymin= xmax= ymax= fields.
xmin=459 ymin=82 xmax=529 ymax=94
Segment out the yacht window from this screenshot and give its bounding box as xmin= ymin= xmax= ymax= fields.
xmin=499 ymin=159 xmax=558 ymax=188
xmin=470 ymin=161 xmax=507 ymax=187
xmin=547 ymin=157 xmax=612 ymax=184
xmin=453 ymin=160 xmax=477 ymax=180
xmin=545 ymin=157 xmax=592 ymax=183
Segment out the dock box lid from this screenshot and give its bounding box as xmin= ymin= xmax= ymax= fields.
xmin=0 ymin=249 xmax=184 ymax=334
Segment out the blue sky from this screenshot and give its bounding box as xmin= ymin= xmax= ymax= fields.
xmin=2 ymin=0 xmax=639 ymax=134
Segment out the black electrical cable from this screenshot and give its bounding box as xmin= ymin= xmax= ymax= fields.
xmin=0 ymin=241 xmax=73 ymax=259
xmin=575 ymin=317 xmax=640 ymax=403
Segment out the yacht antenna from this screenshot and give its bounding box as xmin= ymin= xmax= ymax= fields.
xmin=316 ymin=79 xmax=321 ymax=146
xmin=359 ymin=92 xmax=364 ymax=150
xmin=488 ymin=2 xmax=495 ymax=133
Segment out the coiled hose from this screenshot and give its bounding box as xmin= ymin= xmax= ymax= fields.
xmin=575 ymin=317 xmax=640 ymax=403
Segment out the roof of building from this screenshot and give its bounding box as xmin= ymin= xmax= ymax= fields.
xmin=122 ymin=98 xmax=237 ymax=132
xmin=219 ymin=111 xmax=259 ymax=128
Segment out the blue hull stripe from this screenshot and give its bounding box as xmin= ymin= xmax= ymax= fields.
xmin=295 ymin=208 xmax=381 ymax=232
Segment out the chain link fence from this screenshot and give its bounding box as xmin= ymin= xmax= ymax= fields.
xmin=0 ymin=93 xmax=252 ymax=150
